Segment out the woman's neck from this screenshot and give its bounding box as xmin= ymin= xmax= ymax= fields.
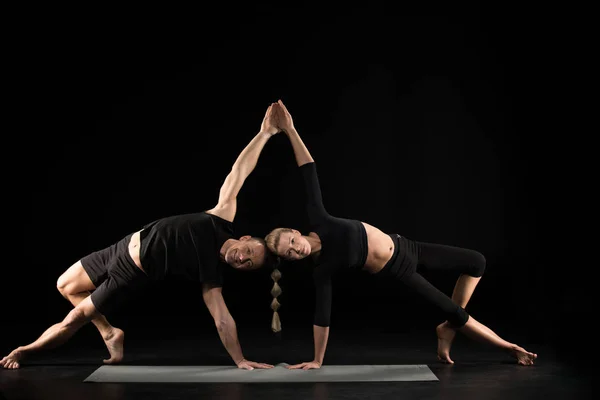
xmin=306 ymin=232 xmax=322 ymax=254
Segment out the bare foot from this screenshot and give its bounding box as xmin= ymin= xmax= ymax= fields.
xmin=102 ymin=328 xmax=124 ymax=364
xmin=509 ymin=345 xmax=537 ymax=366
xmin=436 ymin=321 xmax=456 ymax=364
xmin=1 ymin=348 xmax=24 ymax=369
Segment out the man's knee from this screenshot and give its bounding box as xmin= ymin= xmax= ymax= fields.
xmin=57 ymin=274 xmax=70 ymax=296
xmin=57 ymin=261 xmax=91 ymax=296
xmin=56 ymin=272 xmax=77 ymax=297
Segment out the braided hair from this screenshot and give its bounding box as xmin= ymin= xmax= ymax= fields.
xmin=270 ymin=259 xmax=282 ymax=332
xmin=265 ymin=229 xmax=293 ymax=333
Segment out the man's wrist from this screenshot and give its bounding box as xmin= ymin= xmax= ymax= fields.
xmin=235 ymin=357 xmax=246 ymax=365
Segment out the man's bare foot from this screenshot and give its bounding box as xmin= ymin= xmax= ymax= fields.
xmin=436 ymin=321 xmax=456 ymax=364
xmin=1 ymin=348 xmax=24 ymax=369
xmin=509 ymin=345 xmax=537 ymax=366
xmin=102 ymin=328 xmax=124 ymax=364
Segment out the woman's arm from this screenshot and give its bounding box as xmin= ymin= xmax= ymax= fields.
xmin=286 ymin=271 xmax=332 ymax=370
xmin=312 ymin=325 xmax=330 ymax=366
xmin=275 ymin=99 xmax=314 ymax=167
xmin=312 ymin=275 xmax=332 ymax=366
xmin=275 ymin=100 xmax=328 ymax=223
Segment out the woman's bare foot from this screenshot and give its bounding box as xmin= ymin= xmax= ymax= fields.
xmin=436 ymin=321 xmax=456 ymax=364
xmin=0 ymin=348 xmax=24 ymax=369
xmin=102 ymin=327 xmax=124 ymax=364
xmin=508 ymin=345 xmax=537 ymax=366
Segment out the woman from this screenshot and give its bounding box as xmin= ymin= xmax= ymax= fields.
xmin=265 ymin=99 xmax=537 ymax=370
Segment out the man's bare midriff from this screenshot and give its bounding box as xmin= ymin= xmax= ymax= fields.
xmin=128 ymin=230 xmax=145 ymax=273
xmin=362 ymin=222 xmax=394 ymax=274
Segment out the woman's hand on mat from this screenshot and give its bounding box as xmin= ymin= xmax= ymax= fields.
xmin=286 ymin=360 xmax=322 ymax=370
xmin=236 ymin=358 xmax=274 ymax=370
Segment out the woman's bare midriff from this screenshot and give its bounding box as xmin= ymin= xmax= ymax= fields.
xmin=361 ymin=222 xmax=394 ymax=274
xmin=128 ymin=230 xmax=146 ymax=273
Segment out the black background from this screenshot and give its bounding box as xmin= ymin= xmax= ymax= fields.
xmin=3 ymin=4 xmax=585 ymax=367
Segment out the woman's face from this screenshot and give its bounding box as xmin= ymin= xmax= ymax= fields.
xmin=275 ymin=229 xmax=312 ymax=260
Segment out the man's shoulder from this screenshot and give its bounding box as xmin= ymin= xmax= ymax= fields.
xmin=204 ymin=209 xmax=234 ymax=224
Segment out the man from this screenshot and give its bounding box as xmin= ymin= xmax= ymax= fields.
xmin=1 ymin=102 xmax=283 ymax=370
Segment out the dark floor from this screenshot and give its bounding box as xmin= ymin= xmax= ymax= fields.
xmin=0 ymin=324 xmax=593 ymax=400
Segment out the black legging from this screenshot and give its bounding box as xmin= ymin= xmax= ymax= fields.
xmin=378 ymin=234 xmax=486 ymax=328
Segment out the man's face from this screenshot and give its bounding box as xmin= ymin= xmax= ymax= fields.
xmin=225 ymin=237 xmax=266 ymax=270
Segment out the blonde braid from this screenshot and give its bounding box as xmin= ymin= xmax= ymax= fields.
xmin=270 ymin=267 xmax=282 ymax=332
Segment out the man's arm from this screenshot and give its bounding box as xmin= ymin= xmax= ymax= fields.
xmin=206 ymin=103 xmax=279 ymax=222
xmin=201 ymin=284 xmax=245 ymax=364
xmin=275 ymin=99 xmax=314 ymax=167
xmin=202 ymin=283 xmax=273 ymax=370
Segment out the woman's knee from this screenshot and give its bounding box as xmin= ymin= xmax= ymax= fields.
xmin=469 ymin=251 xmax=486 ymax=277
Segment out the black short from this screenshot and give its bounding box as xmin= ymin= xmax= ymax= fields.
xmin=81 ymin=233 xmax=149 ymax=315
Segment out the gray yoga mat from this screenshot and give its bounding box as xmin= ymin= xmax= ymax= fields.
xmin=84 ymin=363 xmax=438 ymax=383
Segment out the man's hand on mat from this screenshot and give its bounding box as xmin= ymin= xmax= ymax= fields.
xmin=286 ymin=360 xmax=322 ymax=370
xmin=236 ymin=358 xmax=274 ymax=370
